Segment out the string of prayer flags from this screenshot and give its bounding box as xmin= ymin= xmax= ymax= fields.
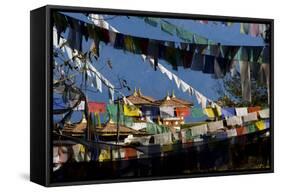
xmin=88 ymin=101 xmax=106 ymax=113
xmin=57 ymin=12 xmax=267 ymax=69
xmin=156 ymin=62 xmax=219 ymax=110
xmin=143 ymin=17 xmax=212 ymax=44
xmin=54 ymin=12 xmax=269 ymax=105
xmin=57 ymin=11 xmax=268 ymax=88
xmin=195 ymin=92 xmax=207 ymax=108
xmin=158 ymin=63 xmax=173 ymax=80
xmin=180 ymin=81 xmax=192 ymax=94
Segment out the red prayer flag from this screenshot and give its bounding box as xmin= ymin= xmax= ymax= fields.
xmin=248 ymin=106 xmax=261 ymax=113
xmin=88 ymin=102 xmax=106 ymax=113
xmin=175 ymin=107 xmax=190 ymax=117
xmin=236 ymin=126 xmax=247 ymax=136
xmin=124 ymin=148 xmax=137 ymax=160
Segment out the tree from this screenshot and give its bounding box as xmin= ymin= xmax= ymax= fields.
xmin=215 ymin=73 xmax=268 ymax=107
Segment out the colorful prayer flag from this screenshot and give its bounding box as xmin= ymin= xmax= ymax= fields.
xmin=175 ymin=107 xmax=190 ymax=117
xmin=236 ymin=126 xmax=247 ymax=136
xmin=255 ymin=120 xmax=266 ymax=131
xmin=246 ymin=124 xmax=256 ymax=133
xmin=88 ymin=101 xmax=106 ymax=113
xmin=248 ymin=106 xmax=261 ymax=113
xmin=258 ymin=108 xmax=269 ymax=119
xmin=123 ymin=104 xmax=141 ymax=117
xmin=221 ymin=107 xmax=235 ymax=118
xmin=204 ymin=108 xmax=215 ymax=118
xmin=191 ymin=108 xmax=205 ymax=118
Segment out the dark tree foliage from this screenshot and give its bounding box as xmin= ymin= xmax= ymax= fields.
xmin=216 ymin=74 xmax=268 ymax=107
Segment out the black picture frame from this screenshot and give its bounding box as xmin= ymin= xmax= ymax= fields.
xmin=30 ymin=5 xmax=274 ymax=187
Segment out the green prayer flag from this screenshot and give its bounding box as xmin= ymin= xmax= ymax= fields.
xmin=144 ymin=17 xmax=159 ymax=27
xmin=247 ymin=124 xmax=256 ymax=133
xmin=185 ymin=129 xmax=193 ymax=140
xmin=194 ymin=35 xmax=208 ymax=44
xmin=176 ymin=28 xmax=193 ymax=42
xmin=106 ymin=104 xmax=133 ymax=127
xmin=191 ymin=108 xmax=206 ymax=118
xmin=146 ymin=123 xmax=170 ymax=134
xmin=160 ymin=21 xmax=175 ymax=36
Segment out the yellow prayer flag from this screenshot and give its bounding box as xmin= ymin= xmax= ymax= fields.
xmin=98 ymin=149 xmax=111 ymax=162
xmin=215 ymin=106 xmax=222 ymax=117
xmin=255 ymin=120 xmax=266 ymax=131
xmin=204 ymin=108 xmax=215 ymax=118
xmin=79 ymin=144 xmax=86 ymax=153
xmin=123 ymin=104 xmax=141 ymax=117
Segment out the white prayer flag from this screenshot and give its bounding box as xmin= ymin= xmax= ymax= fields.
xmin=243 ymin=112 xmax=258 ymax=122
xmin=235 ymin=107 xmax=248 ymax=116
xmin=258 ymin=108 xmax=269 ymax=118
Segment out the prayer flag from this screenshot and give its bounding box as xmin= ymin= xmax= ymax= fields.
xmin=88 ymin=101 xmax=106 ymax=113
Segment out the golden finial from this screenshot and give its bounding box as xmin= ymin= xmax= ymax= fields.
xmin=165 ymin=91 xmax=170 ymax=100
xmin=133 ymin=87 xmax=138 ymax=96
xmin=137 ymin=88 xmax=142 ymax=96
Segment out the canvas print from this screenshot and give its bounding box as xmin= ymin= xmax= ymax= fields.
xmin=52 ymin=10 xmax=271 ymax=183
